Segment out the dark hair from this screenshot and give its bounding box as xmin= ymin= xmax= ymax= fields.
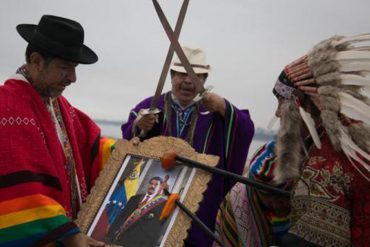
xmin=25 ymin=44 xmax=56 ymax=65
xmin=294 ymin=90 xmax=320 ymax=118
xmin=149 ymin=176 xmax=163 ymax=183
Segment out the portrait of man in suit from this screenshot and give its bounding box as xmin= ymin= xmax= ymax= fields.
xmin=106 ymin=175 xmax=169 ymax=247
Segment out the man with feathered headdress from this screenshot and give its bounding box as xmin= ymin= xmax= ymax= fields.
xmin=214 ymin=34 xmax=370 ymax=247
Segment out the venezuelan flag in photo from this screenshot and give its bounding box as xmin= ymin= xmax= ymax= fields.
xmin=105 ymin=159 xmax=143 ymax=224
xmin=124 ymin=159 xmax=143 ymax=200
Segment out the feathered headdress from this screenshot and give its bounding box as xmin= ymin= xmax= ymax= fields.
xmin=273 ymin=34 xmax=370 ymax=184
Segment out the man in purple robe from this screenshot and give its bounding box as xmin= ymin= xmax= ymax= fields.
xmin=121 ymin=46 xmax=254 ymax=247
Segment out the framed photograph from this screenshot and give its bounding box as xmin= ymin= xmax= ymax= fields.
xmin=77 ymin=136 xmax=219 ymax=247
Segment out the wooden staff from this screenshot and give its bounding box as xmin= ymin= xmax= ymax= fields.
xmin=161 ymin=152 xmax=291 ymax=197
xmin=160 ymin=189 xmax=226 ymax=247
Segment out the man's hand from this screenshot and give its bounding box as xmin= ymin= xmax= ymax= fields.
xmin=62 ymin=233 xmax=105 ymax=247
xmin=131 ymin=136 xmax=141 ymax=146
xmin=201 ymin=92 xmax=226 ymax=117
xmin=134 ymin=113 xmax=158 ymax=132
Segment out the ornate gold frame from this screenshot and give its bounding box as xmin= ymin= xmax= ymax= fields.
xmin=76 ymin=136 xmax=219 ymax=247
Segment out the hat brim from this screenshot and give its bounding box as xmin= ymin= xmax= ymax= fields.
xmin=16 ymin=24 xmax=98 ymax=64
xmin=170 ymin=64 xmax=210 ymax=74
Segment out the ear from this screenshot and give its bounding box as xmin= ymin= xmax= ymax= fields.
xmin=291 ymin=94 xmax=301 ymax=108
xmin=29 ymin=52 xmax=44 ymax=71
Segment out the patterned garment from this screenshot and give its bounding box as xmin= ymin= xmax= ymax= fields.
xmin=0 ymin=194 xmax=78 ymax=247
xmin=0 ymin=76 xmax=101 ymax=246
xmin=121 ymin=92 xmax=255 ymax=247
xmin=287 ymin=133 xmax=370 ymax=247
xmin=214 ymin=140 xmax=290 ymax=247
xmin=215 ymin=183 xmax=261 ymax=247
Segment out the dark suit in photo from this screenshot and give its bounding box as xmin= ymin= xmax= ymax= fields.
xmin=107 ymin=193 xmax=167 ymax=247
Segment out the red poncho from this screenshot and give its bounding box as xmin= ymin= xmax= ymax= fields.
xmin=0 ymin=77 xmax=101 ymax=246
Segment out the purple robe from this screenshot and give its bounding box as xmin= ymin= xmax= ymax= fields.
xmin=121 ymin=92 xmax=254 ymax=247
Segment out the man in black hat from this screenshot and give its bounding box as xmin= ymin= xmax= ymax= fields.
xmin=0 ymin=15 xmax=104 ymax=247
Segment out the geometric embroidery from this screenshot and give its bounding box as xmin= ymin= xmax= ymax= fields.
xmin=290 ymin=197 xmax=351 ymax=247
xmin=0 ymin=117 xmax=36 ymax=126
xmin=0 ymin=116 xmax=45 ymax=144
xmin=69 ymin=106 xmax=76 ymax=122
xmin=273 ymin=78 xmax=295 ymax=99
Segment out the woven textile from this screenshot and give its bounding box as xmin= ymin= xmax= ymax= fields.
xmin=0 ymin=77 xmax=101 ymax=246
xmin=214 ymin=140 xmax=290 ymax=247
xmin=288 ymin=133 xmax=370 ymax=247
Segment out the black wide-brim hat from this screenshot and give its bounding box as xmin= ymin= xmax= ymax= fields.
xmin=16 ymin=15 xmax=98 ymax=64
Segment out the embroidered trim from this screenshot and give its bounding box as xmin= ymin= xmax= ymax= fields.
xmin=0 ymin=117 xmax=36 ymax=126
xmin=290 ymin=158 xmax=353 ymax=247
xmin=273 ymin=78 xmax=295 ymax=99
xmin=69 ymin=106 xmax=77 ymax=122
xmin=51 ymin=99 xmax=82 ymax=219
xmin=0 ymin=117 xmax=46 ymax=144
xmin=290 ymin=197 xmax=351 ymax=247
xmin=295 ymin=160 xmax=353 ymax=200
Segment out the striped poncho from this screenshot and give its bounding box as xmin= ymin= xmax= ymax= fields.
xmin=214 ymin=140 xmax=291 ymax=247
xmin=0 ymin=77 xmax=103 ymax=246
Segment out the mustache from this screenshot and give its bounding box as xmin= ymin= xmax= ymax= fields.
xmin=62 ymin=80 xmax=72 ymax=87
xmin=179 ymin=85 xmax=195 ymax=91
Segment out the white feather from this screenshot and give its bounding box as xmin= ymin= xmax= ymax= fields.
xmin=338 ymin=60 xmax=370 ymax=72
xmin=267 ymin=116 xmax=278 ymax=130
xmin=339 ymin=92 xmax=370 ymax=124
xmin=358 ymin=71 xmax=370 ymax=77
xmin=336 ymin=34 xmax=370 ymax=46
xmin=339 ymin=127 xmax=370 ymax=182
xmin=336 ymin=50 xmax=370 ymax=60
xmin=362 ymin=87 xmax=370 ymax=96
xmin=341 ymin=145 xmax=370 ymax=183
xmin=339 ymin=74 xmax=370 ymax=87
xmin=341 ymin=105 xmax=370 ymax=125
xmin=299 ymin=106 xmax=321 ymax=149
xmin=339 ymin=127 xmax=370 ymax=163
xmin=350 ymin=46 xmax=370 ymax=51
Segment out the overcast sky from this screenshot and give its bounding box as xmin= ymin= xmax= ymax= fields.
xmin=1 ymin=0 xmax=370 ymax=130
